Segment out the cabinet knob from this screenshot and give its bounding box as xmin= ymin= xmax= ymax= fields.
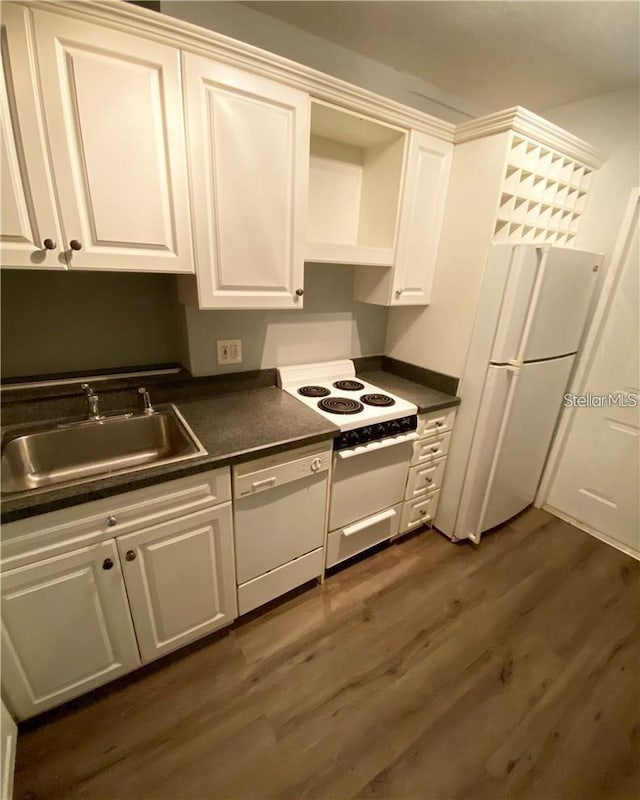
xmin=69 ymin=239 xmax=83 ymax=251
xmin=426 ymin=477 xmax=433 ymax=484
xmin=430 ymin=447 xmax=438 ymax=453
xmin=419 ymin=509 xmax=427 ymax=516
xmin=107 ymin=515 xmax=117 ymax=527
xmin=435 ymin=421 xmax=444 ymax=427
xmin=102 ymin=558 xmax=114 ymax=570
xmin=295 ymin=288 xmax=304 ymax=297
xmin=125 ymin=550 xmax=137 ymax=562
xmin=395 ymin=288 xmax=403 ymax=297
xmin=43 ymin=238 xmax=57 ymax=250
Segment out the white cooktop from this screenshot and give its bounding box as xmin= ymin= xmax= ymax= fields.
xmin=277 ymin=359 xmax=417 ymax=432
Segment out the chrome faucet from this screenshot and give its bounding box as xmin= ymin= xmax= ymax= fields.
xmin=138 ymin=387 xmax=154 ymax=415
xmin=80 ymin=383 xmax=104 ymax=421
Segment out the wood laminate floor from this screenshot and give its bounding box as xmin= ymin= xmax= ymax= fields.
xmin=13 ymin=508 xmax=640 ymax=800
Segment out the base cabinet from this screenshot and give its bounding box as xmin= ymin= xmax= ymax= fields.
xmin=1 ymin=540 xmax=141 ymax=721
xmin=117 ymin=504 xmax=237 ymax=664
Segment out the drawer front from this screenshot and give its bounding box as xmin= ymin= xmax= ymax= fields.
xmin=398 ymin=491 xmax=440 ymax=536
xmin=237 ymin=547 xmax=324 ymax=615
xmin=233 ymin=448 xmax=331 ymax=499
xmin=326 ymin=504 xmax=401 ymax=568
xmin=411 ymin=432 xmax=451 ymax=466
xmin=417 ymin=407 xmax=456 ymax=439
xmin=2 ymin=468 xmax=231 ymax=570
xmin=405 ymin=458 xmax=446 ymax=500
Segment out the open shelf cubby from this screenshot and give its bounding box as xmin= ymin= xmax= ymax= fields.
xmin=306 ymin=101 xmax=407 ymax=266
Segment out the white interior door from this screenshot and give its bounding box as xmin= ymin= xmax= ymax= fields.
xmin=545 ymin=192 xmax=640 ymax=557
xmin=0 ymin=5 xmax=64 ymax=270
xmin=32 ymin=10 xmax=193 ymax=272
xmin=183 ymin=54 xmax=309 ymax=308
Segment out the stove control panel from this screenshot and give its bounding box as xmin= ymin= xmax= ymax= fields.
xmin=334 ymin=415 xmax=418 ymax=450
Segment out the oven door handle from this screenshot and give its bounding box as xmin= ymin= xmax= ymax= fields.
xmin=336 ymin=431 xmax=418 ymax=459
xmin=342 ymin=507 xmax=397 ymax=537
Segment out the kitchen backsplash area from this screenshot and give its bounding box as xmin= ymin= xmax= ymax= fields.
xmin=1 ymin=263 xmax=388 ymax=381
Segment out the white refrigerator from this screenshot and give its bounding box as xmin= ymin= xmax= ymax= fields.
xmin=437 ymin=244 xmax=603 ymax=543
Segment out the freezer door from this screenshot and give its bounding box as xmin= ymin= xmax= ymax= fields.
xmin=479 ymin=355 xmax=575 ymax=533
xmin=523 ymin=248 xmax=601 ymax=361
xmin=491 ymin=247 xmax=601 ymax=364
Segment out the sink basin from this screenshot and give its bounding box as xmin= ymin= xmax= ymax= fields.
xmin=1 ymin=405 xmax=207 ymax=495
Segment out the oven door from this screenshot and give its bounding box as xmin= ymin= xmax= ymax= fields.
xmin=329 ymin=433 xmax=417 ymax=531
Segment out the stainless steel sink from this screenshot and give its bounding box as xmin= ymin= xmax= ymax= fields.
xmin=1 ymin=405 xmax=207 ymax=495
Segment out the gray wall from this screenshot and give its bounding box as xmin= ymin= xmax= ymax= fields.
xmin=1 ymin=271 xmax=183 ymax=378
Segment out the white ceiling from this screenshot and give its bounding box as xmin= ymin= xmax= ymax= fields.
xmin=242 ymin=1 xmax=640 ymax=112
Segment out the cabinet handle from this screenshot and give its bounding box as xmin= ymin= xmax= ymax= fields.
xmin=69 ymin=239 xmax=83 ymax=251
xmin=395 ymin=288 xmax=403 ymax=297
xmin=125 ymin=550 xmax=137 ymax=562
xmin=43 ymin=238 xmax=57 ymax=250
xmin=435 ymin=421 xmax=444 ymax=427
xmin=107 ymin=515 xmax=117 ymax=527
xmin=295 ymin=288 xmax=304 ymax=297
xmin=426 ymin=477 xmax=433 ymax=484
xmin=102 ymin=558 xmax=114 ymax=570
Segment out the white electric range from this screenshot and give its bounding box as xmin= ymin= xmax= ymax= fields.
xmin=277 ymin=360 xmax=418 ymax=567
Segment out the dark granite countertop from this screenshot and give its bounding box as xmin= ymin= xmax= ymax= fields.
xmin=356 ymin=370 xmax=460 ymax=413
xmin=1 ymin=358 xmax=460 ymax=524
xmin=1 ymin=387 xmax=338 ymax=524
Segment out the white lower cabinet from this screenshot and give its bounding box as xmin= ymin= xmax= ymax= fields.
xmin=396 ymin=408 xmax=457 ymax=538
xmin=117 ymin=505 xmax=237 ymax=664
xmin=1 ymin=540 xmax=141 ymax=721
xmin=1 ymin=699 xmax=18 ymax=800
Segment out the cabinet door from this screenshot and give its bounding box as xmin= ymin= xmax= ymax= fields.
xmin=1 ymin=700 xmax=17 ymax=800
xmin=183 ymin=54 xmax=309 ymax=308
xmin=117 ymin=504 xmax=237 ymax=664
xmin=0 ymin=5 xmax=64 ymax=270
xmin=1 ymin=540 xmax=140 ymax=720
xmin=30 ymin=10 xmax=193 ymax=273
xmin=392 ymin=131 xmax=452 ymax=305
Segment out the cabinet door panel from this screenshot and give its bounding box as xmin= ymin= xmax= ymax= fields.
xmin=31 ymin=10 xmax=192 ymax=273
xmin=1 ymin=540 xmax=140 ymax=720
xmin=184 ymin=55 xmax=309 ymax=308
xmin=117 ymin=505 xmax=237 ymax=663
xmin=393 ymin=131 xmax=452 ymax=305
xmin=0 ymin=5 xmax=64 ymax=270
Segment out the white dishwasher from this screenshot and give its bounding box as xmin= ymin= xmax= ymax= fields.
xmin=232 ymin=442 xmax=331 ymax=614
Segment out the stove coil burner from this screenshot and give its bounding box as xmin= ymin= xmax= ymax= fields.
xmin=360 ymin=393 xmax=395 ymax=407
xmin=297 ymin=385 xmax=330 ymax=398
xmin=318 ymin=397 xmax=364 ymax=415
xmin=332 ymin=380 xmax=365 ymax=391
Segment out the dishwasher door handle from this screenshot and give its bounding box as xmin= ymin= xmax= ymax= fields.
xmin=251 ymin=476 xmax=277 ymax=491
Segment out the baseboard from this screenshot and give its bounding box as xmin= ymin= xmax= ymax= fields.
xmin=543 ymin=504 xmax=640 ymax=561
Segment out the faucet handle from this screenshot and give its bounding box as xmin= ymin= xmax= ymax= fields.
xmin=138 ymin=387 xmax=154 ymax=414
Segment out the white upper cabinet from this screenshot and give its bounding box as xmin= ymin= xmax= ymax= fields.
xmin=0 ymin=5 xmax=64 ymax=270
xmin=30 ymin=9 xmax=193 ymax=273
xmin=182 ymin=54 xmax=309 ymax=308
xmin=353 ymin=130 xmax=453 ymax=306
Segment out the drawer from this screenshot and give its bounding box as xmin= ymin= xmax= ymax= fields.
xmin=417 ymin=407 xmax=456 ymax=439
xmin=1 ymin=468 xmax=231 ymax=570
xmin=233 ymin=444 xmax=331 ymax=498
xmin=237 ymin=547 xmax=324 ymax=615
xmin=326 ymin=504 xmax=401 ymax=568
xmin=397 ymin=491 xmax=440 ymax=536
xmin=411 ymin=432 xmax=451 ymax=466
xmin=405 ymin=458 xmax=446 ymax=500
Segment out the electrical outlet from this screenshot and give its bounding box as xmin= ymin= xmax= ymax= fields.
xmin=216 ymin=339 xmax=242 ymax=365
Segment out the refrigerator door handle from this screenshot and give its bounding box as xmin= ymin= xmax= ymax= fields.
xmin=468 ymin=368 xmax=521 ymax=543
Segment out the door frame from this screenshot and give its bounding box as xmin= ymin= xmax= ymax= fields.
xmin=536 ymin=187 xmax=640 ymax=513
